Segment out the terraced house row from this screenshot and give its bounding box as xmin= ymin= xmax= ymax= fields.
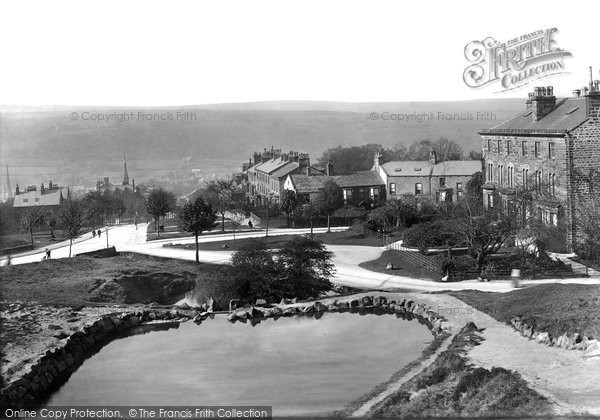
xmin=480 ymin=77 xmax=600 ymax=251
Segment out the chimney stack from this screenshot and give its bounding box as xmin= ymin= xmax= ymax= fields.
xmin=373 ymin=151 xmax=382 ymax=171
xmin=326 ymin=159 xmax=334 ymax=176
xmin=429 ymin=150 xmax=437 ymax=165
xmin=15 ymin=184 xmax=19 ymax=195
xmin=528 ymin=86 xmax=556 ymax=121
xmin=298 ymin=153 xmax=310 ymax=174
xmin=584 ymin=67 xmax=600 ymax=118
xmin=41 ymin=183 xmax=45 ymax=194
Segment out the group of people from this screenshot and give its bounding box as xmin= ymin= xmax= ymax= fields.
xmin=91 ymin=229 xmax=102 ymax=238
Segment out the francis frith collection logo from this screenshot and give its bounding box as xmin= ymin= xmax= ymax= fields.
xmin=463 ymin=28 xmax=572 ymax=92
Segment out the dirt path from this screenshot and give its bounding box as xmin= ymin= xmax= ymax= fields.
xmin=413 ymin=293 xmax=600 ymax=416
xmin=350 ymin=333 xmax=453 ymax=417
xmin=328 ymin=291 xmax=600 ymax=417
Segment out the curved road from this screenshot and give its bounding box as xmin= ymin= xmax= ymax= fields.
xmin=3 ymin=223 xmax=599 ymax=293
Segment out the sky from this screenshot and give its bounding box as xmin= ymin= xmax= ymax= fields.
xmin=0 ymin=0 xmax=598 ymax=106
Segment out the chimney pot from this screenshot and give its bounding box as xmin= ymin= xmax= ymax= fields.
xmin=530 ymin=86 xmax=556 ymax=121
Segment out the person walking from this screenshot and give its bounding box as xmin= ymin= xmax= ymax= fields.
xmin=92 ymin=230 xmax=96 ymax=238
xmin=45 ymin=248 xmax=51 ymax=260
xmin=97 ymin=229 xmax=102 ymax=238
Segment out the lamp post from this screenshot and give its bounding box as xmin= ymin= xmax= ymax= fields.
xmin=105 ymin=224 xmax=109 ymax=248
xmin=265 ymin=192 xmax=274 ymax=240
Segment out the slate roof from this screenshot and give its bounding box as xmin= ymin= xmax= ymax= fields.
xmin=381 ymin=160 xmax=481 ymax=177
xmin=13 ymin=188 xmax=64 ymax=207
xmin=431 ymin=160 xmax=482 ymax=176
xmin=289 ymin=172 xmax=384 ymax=194
xmin=290 ymin=175 xmax=328 ymax=194
xmin=480 ymin=97 xmax=588 ymax=135
xmin=251 ymin=158 xmax=291 ymax=174
xmin=380 ymin=161 xmax=432 ymax=177
xmin=335 ymin=171 xmax=384 ymax=188
xmin=271 ymin=162 xmax=300 ymax=179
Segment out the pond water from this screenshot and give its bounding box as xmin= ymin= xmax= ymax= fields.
xmin=46 ymin=312 xmax=431 ymax=416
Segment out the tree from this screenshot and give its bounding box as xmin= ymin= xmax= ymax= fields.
xmin=231 ymin=239 xmax=279 ymax=303
xmin=276 ymin=236 xmax=334 ymax=300
xmin=431 ymin=137 xmax=464 ymax=161
xmin=465 ymin=171 xmax=485 ymax=205
xmin=0 ymin=199 xmax=19 ymax=236
xmin=59 ymin=199 xmax=85 ymax=257
xmin=469 ymin=149 xmax=483 ymax=160
xmin=385 ymin=195 xmax=420 ymax=227
xmin=317 ymin=144 xmax=391 ymax=175
xmin=178 ymin=196 xmax=217 ymax=262
xmin=20 ymin=208 xmax=45 ymax=246
xmin=204 ymin=178 xmax=246 ymax=232
xmin=298 ymin=201 xmax=319 ymax=238
xmin=442 ymin=187 xmax=533 ymax=269
xmin=280 ymin=189 xmax=303 ymax=227
xmin=315 ymin=179 xmax=344 ymax=232
xmin=391 ymin=138 xmax=464 ymax=162
xmin=145 ymin=188 xmax=176 ymax=235
xmin=368 ymin=205 xmax=396 ymax=233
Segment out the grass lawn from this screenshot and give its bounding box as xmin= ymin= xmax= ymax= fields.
xmin=0 ymin=253 xmax=235 ymax=307
xmin=359 ymin=249 xmax=437 ymax=280
xmin=165 ymin=229 xmax=389 ymax=251
xmin=0 ymin=233 xmax=65 ymax=250
xmin=449 ymin=283 xmax=600 ymax=339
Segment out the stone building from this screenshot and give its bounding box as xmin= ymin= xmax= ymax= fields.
xmin=243 ymin=148 xmax=325 ymax=206
xmin=13 ymin=181 xmax=65 ymax=217
xmin=283 ymin=171 xmax=386 ymax=208
xmin=479 ymin=77 xmax=600 ymax=250
xmin=373 ymin=151 xmax=481 ymax=202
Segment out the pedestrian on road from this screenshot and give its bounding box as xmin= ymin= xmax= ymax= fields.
xmin=92 ymin=230 xmax=96 ymax=238
xmin=248 ymin=220 xmax=253 ymax=229
xmin=6 ymin=255 xmax=11 ymax=266
xmin=45 ymin=248 xmax=51 ymax=260
xmin=97 ymin=229 xmax=101 ymax=238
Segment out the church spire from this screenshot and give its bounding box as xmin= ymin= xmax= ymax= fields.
xmin=122 ymin=153 xmax=130 ymax=186
xmin=4 ymin=166 xmax=13 ymax=200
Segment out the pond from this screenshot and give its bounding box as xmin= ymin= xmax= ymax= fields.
xmin=46 ymin=311 xmax=431 ymax=416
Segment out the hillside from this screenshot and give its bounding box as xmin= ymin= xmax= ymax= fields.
xmin=0 ymin=99 xmax=524 ymax=186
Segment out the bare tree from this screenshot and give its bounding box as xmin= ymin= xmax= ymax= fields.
xmin=145 ymin=188 xmax=176 ymax=235
xmin=59 ymin=199 xmax=85 ymax=257
xmin=204 ymin=178 xmax=246 ymax=232
xmin=20 ymin=208 xmax=45 ymax=246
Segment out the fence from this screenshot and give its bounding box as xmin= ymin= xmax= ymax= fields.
xmin=449 ymin=264 xmax=593 ymax=281
xmin=352 ymin=224 xmax=440 ymax=273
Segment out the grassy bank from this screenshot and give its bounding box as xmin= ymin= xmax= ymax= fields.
xmin=0 ymin=253 xmax=236 ymax=307
xmin=368 ymin=324 xmax=551 ymax=418
xmin=449 ymin=283 xmax=600 ymax=339
xmin=164 ymin=229 xmax=387 ymax=251
xmin=358 ymin=249 xmax=436 ymax=280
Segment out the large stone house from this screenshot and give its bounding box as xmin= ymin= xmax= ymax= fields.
xmin=13 ymin=181 xmax=65 ymax=217
xmin=373 ymin=151 xmax=481 ymax=202
xmin=479 ymin=79 xmax=600 ymax=250
xmin=244 ymin=148 xmax=325 ymax=206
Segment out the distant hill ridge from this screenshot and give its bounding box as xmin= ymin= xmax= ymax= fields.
xmin=0 ymin=98 xmax=524 ymax=164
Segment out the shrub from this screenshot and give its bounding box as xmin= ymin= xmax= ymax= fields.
xmin=403 ymin=220 xmax=464 ymax=249
xmin=435 ymin=255 xmax=478 ymax=280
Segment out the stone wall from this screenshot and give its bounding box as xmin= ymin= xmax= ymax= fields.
xmin=0 ymin=295 xmax=449 ymax=411
xmin=0 ymin=308 xmax=198 ymax=411
xmin=510 ymin=316 xmax=594 ymax=351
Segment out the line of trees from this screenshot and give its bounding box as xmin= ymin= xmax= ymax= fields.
xmin=317 ymin=138 xmax=481 ymax=175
